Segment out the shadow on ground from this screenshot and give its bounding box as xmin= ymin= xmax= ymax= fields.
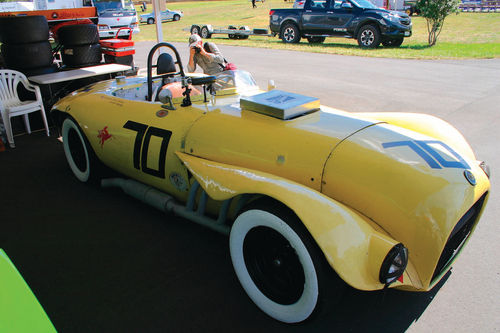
xmin=1 ymin=131 xmax=446 ymax=333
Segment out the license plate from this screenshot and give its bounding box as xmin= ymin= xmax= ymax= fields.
xmin=404 ymin=31 xmax=410 ymax=36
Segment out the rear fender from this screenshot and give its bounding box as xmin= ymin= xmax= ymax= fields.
xmin=177 ymin=152 xmax=418 ymax=291
xmin=280 ymin=19 xmax=301 ymax=36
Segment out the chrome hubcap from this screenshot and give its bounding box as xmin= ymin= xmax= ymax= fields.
xmin=284 ymin=28 xmax=295 ymax=42
xmin=361 ymin=30 xmax=374 ymax=46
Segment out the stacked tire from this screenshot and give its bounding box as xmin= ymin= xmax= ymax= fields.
xmin=0 ymin=16 xmax=57 ymax=76
xmin=57 ymin=24 xmax=102 ymax=68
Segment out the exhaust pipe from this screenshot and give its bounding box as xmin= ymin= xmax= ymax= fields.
xmin=101 ymin=178 xmax=230 ymax=235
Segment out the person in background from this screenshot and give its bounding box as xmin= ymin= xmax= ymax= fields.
xmin=187 ymin=34 xmax=225 ymax=75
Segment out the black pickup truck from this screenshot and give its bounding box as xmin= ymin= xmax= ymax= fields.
xmin=269 ymin=0 xmax=412 ymax=48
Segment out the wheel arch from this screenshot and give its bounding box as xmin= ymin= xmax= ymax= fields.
xmin=51 ymin=108 xmax=97 ymax=154
xmin=51 ymin=109 xmax=69 ymax=131
xmin=279 ymin=19 xmax=301 ymax=37
xmin=354 ymin=19 xmax=381 ymax=38
xmin=176 ymin=152 xmax=414 ymax=291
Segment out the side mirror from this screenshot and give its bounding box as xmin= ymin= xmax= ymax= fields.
xmin=341 ymin=2 xmax=353 ymax=9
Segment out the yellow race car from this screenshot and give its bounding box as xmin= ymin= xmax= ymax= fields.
xmin=51 ymin=43 xmax=490 ymax=323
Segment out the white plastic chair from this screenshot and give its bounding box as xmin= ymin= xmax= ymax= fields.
xmin=0 ymin=69 xmax=50 ymax=148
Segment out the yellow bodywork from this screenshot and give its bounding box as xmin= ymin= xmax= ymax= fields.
xmin=52 ymin=74 xmax=490 ymax=293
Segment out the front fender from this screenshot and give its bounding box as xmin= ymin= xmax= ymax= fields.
xmin=177 ymin=152 xmax=421 ymax=291
xmin=352 ymin=112 xmax=476 ymax=161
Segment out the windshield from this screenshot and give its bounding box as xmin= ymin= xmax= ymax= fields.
xmin=214 ymin=70 xmax=258 ymax=91
xmin=350 ymin=0 xmax=379 ymax=9
xmin=123 ymin=0 xmax=135 ymax=10
xmin=94 ymin=0 xmax=135 ymax=12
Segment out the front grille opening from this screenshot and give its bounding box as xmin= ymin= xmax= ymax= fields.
xmin=431 ymin=193 xmax=487 ymax=282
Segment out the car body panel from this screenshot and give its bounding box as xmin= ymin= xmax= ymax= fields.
xmin=59 ymin=83 xmax=201 ymax=203
xmin=322 ymin=122 xmax=489 ymax=288
xmin=139 ymin=9 xmax=183 ymax=24
xmin=270 ymin=0 xmax=412 ymax=40
xmin=184 ymin=103 xmax=378 ymax=192
xmin=0 ymin=250 xmax=56 ymax=332
xmin=176 ymin=151 xmax=409 ymax=291
xmin=52 ymin=68 xmax=490 ymax=294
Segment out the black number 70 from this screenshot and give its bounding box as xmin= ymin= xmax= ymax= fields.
xmin=123 ymin=120 xmax=172 ymax=179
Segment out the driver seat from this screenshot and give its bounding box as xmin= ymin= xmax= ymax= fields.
xmin=157 ymin=53 xmax=176 ymax=75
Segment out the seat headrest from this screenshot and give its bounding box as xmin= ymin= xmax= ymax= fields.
xmin=157 ymin=53 xmax=176 ymax=75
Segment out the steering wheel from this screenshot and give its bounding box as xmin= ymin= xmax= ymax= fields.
xmin=147 ymin=42 xmax=185 ymax=101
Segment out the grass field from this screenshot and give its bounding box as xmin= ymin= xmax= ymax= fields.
xmin=134 ymin=0 xmax=500 ymax=59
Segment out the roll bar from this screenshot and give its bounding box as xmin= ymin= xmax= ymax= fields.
xmin=147 ymin=42 xmax=185 ymax=101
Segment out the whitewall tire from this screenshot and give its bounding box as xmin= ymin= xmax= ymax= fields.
xmin=230 ymin=208 xmax=320 ymax=323
xmin=62 ymin=118 xmax=92 ymax=182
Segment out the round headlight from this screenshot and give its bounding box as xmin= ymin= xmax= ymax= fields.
xmin=379 ymin=243 xmax=408 ymax=286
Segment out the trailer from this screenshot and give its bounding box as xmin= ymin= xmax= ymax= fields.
xmin=190 ymin=24 xmax=271 ymax=40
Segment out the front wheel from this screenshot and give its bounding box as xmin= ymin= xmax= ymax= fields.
xmin=357 ymin=25 xmax=380 ymax=48
xmin=382 ymin=37 xmax=404 ymax=47
xmin=229 ymin=201 xmax=344 ymax=323
xmin=147 ymin=18 xmax=154 ymax=25
xmin=281 ymin=23 xmax=301 ymax=43
xmin=173 ymin=14 xmax=180 ymax=21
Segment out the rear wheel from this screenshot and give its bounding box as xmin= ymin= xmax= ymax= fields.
xmin=62 ymin=118 xmax=95 ymax=183
xmin=190 ymin=25 xmax=200 ymax=35
xmin=228 ymin=25 xmax=237 ymax=39
xmin=239 ymin=26 xmax=250 ymax=40
xmin=281 ymin=23 xmax=301 ymax=43
xmin=230 ymin=200 xmax=344 ymax=323
xmin=147 ymin=18 xmax=154 ymax=25
xmin=357 ymin=25 xmax=380 ymax=48
xmin=201 ymin=26 xmax=212 ymax=39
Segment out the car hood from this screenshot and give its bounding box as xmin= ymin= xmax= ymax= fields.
xmin=321 ymin=122 xmax=489 ymax=288
xmin=365 ymin=8 xmax=410 ymax=17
